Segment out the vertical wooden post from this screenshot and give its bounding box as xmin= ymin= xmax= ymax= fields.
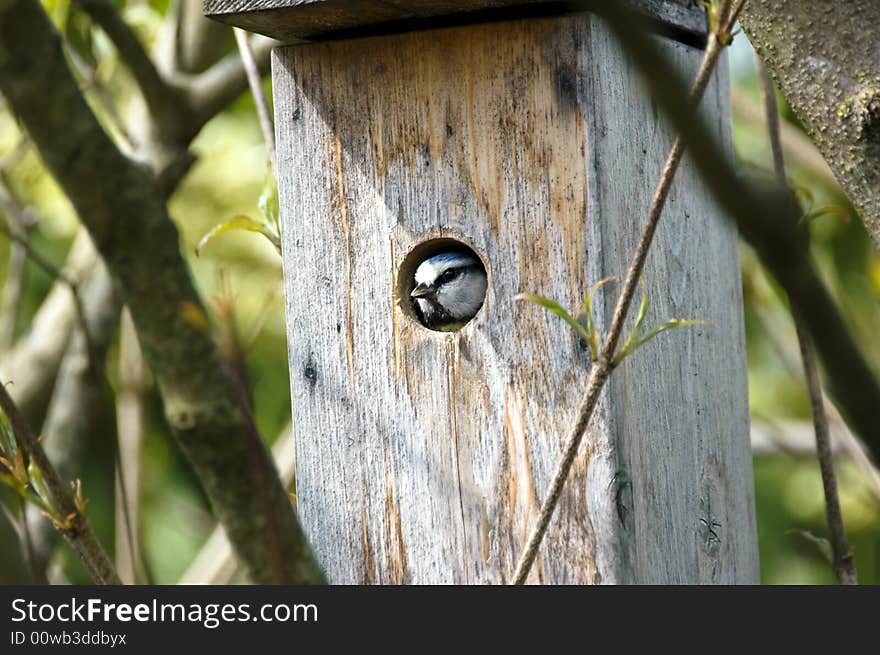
xmin=209 ymin=1 xmax=759 ymax=584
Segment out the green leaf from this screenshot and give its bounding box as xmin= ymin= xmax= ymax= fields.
xmin=636 ymin=319 xmax=709 ymax=350
xmin=803 ymin=205 xmax=850 ymax=224
xmin=615 ymin=282 xmax=650 ymax=365
xmin=583 ymin=276 xmax=615 ymax=361
xmin=195 ymin=215 xmax=281 ymax=257
xmin=515 ymin=293 xmax=593 ymax=348
xmin=614 ymin=318 xmax=709 ymax=366
xmin=257 ymin=168 xmax=281 ymax=236
xmin=786 ymin=529 xmax=833 ymax=564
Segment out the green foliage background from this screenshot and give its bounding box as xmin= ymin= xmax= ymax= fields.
xmin=0 ymin=4 xmax=878 ymax=583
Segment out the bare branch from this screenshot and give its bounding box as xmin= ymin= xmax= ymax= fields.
xmin=746 ymin=269 xmax=880 ymax=504
xmin=0 ymin=181 xmax=34 ymax=351
xmin=0 ymin=234 xmax=96 ymax=424
xmin=233 ymin=27 xmax=275 ymax=170
xmin=0 ymin=197 xmax=97 ymax=366
xmin=176 ymin=0 xmax=233 ymax=74
xmin=74 ymin=0 xmax=182 ymax=125
xmin=758 ymin=59 xmax=857 ymax=584
xmin=731 ymin=88 xmax=837 ymax=187
xmin=793 ymin=316 xmax=858 ymax=583
xmin=24 ymin=258 xmax=120 ymax=580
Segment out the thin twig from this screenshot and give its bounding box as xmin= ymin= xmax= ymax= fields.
xmin=0 ymin=204 xmax=97 ymax=365
xmin=793 ymin=316 xmax=857 ymax=583
xmin=757 ymin=62 xmax=785 ymax=175
xmin=74 ymin=0 xmax=181 ymax=123
xmin=0 ymin=382 xmax=121 ymax=584
xmin=730 ymin=89 xmax=836 ymax=187
xmin=511 ymin=4 xmax=738 ymax=585
xmin=233 ymin=27 xmax=276 ymax=171
xmin=0 ymin=181 xmax=34 ymax=351
xmin=746 ymin=276 xmax=880 ymax=504
xmin=174 ymin=0 xmax=231 ymax=74
xmin=757 ymin=58 xmax=856 ymax=585
xmin=597 ymin=1 xmax=880 ymax=466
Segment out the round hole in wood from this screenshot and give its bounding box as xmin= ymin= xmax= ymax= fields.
xmin=397 ymin=238 xmax=488 ymax=332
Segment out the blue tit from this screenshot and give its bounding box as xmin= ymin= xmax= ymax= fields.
xmin=410 ymin=252 xmax=487 ymax=331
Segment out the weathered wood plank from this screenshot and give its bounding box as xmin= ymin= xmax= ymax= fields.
xmin=273 ymin=12 xmax=757 ymax=583
xmin=585 ymin=21 xmax=758 ymax=583
xmin=206 ymin=0 xmax=706 ymax=42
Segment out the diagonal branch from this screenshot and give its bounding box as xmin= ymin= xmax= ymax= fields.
xmin=176 ymin=0 xmax=234 ymax=74
xmin=0 ymin=200 xmax=96 ymax=366
xmin=0 ymin=0 xmax=324 ymax=584
xmin=233 ymin=27 xmax=275 ymax=170
xmin=597 ymin=2 xmax=880 ymax=465
xmin=74 ymin=0 xmax=183 ymax=125
xmin=24 ymin=256 xmax=120 ymax=580
xmin=0 ymin=380 xmax=120 ymax=584
xmin=757 ymin=58 xmax=857 ymax=585
xmin=0 ymin=233 xmax=97 ymax=425
xmin=0 ymin=181 xmax=34 ymax=351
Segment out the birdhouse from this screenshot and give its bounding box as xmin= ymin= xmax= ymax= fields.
xmin=206 ymin=0 xmax=759 ymax=583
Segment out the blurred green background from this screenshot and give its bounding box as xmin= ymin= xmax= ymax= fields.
xmin=0 ymin=4 xmax=878 ymax=584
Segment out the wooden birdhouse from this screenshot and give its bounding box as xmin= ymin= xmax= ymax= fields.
xmin=206 ymin=0 xmax=759 ymax=584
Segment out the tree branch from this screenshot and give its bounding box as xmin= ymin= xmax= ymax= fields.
xmin=176 ymin=0 xmax=233 ymax=74
xmin=233 ymin=27 xmax=275 ymax=170
xmin=0 ymin=0 xmax=324 ymax=584
xmin=0 ymin=181 xmax=34 ymax=351
xmin=180 ymin=424 xmax=295 ymax=585
xmin=74 ymin=0 xmax=183 ymax=126
xmin=0 ymin=379 xmax=120 ymax=584
xmin=745 ymin=265 xmax=880 ymax=504
xmin=184 ymin=34 xmax=275 ymax=130
xmin=24 ymin=257 xmax=120 ymax=579
xmin=114 ymin=309 xmax=149 ymax=584
xmin=758 ymin=59 xmax=857 ymax=585
xmin=730 ymin=89 xmax=837 ymax=188
xmin=589 ymin=0 xmax=880 ymax=466
xmin=741 ymin=1 xmax=880 ymax=250
xmin=0 ymin=231 xmax=97 ymax=425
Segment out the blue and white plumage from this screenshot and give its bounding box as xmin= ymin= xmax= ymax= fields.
xmin=410 ymin=252 xmax=487 ymax=331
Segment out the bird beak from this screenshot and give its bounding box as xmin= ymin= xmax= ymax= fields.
xmin=410 ymin=283 xmax=434 ymax=299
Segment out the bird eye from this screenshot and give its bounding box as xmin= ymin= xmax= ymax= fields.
xmin=440 ymin=268 xmax=459 ymax=283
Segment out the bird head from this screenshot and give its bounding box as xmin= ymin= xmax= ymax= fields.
xmin=410 ymin=251 xmax=487 ymax=330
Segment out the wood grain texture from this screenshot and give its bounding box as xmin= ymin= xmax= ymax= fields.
xmin=205 ymin=0 xmax=706 ymax=42
xmin=274 ymin=13 xmax=758 ymax=583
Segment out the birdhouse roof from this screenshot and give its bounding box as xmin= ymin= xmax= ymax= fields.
xmin=203 ymin=0 xmax=707 ymax=43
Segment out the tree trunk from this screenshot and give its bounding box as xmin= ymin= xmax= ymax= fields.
xmin=741 ymin=0 xmax=880 ymax=250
